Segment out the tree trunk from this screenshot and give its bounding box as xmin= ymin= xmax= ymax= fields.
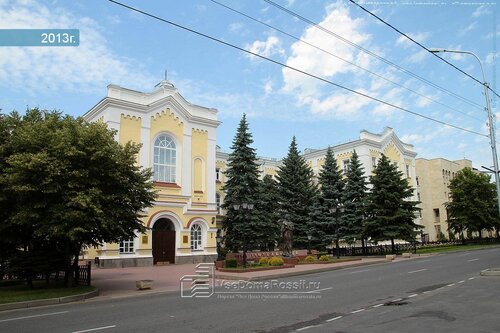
xmin=361 ymin=238 xmax=366 ymax=255
xmin=391 ymin=238 xmax=395 ymax=254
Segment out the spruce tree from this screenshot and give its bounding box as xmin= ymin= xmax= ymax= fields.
xmin=277 ymin=137 xmax=317 ymax=249
xmin=365 ymin=154 xmax=421 ymax=253
xmin=342 ymin=150 xmax=368 ymax=247
xmin=309 ymin=147 xmax=344 ymax=250
xmin=257 ymin=175 xmax=280 ymax=251
xmin=221 ymin=114 xmax=261 ymax=259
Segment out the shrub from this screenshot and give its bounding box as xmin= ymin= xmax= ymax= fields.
xmin=225 ymin=258 xmax=237 ymax=268
xmin=319 ymin=255 xmax=329 ymax=261
xmin=305 ymin=255 xmax=315 ymax=263
xmin=268 ymin=257 xmax=284 ymax=266
xmin=259 ymin=257 xmax=269 ymax=265
xmin=437 ymin=231 xmax=448 ymax=243
xmin=317 ymin=252 xmax=328 ymax=259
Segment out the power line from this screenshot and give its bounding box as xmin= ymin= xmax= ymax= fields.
xmin=106 ymin=0 xmax=488 ymax=139
xmin=263 ymin=0 xmax=484 ymax=110
xmin=348 ymin=0 xmax=500 ymax=100
xmin=210 ymin=0 xmax=484 ymax=123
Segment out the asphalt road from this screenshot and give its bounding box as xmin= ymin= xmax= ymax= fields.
xmin=2 ymin=248 xmax=499 ymax=333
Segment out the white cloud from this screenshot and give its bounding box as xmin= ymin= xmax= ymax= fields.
xmin=396 ymin=32 xmax=430 ymax=49
xmin=458 ymin=22 xmax=477 ymax=36
xmin=245 ymin=36 xmax=285 ymax=60
xmin=229 ymin=22 xmax=244 ymax=33
xmin=263 ymin=79 xmax=273 ymax=95
xmin=472 ymin=5 xmax=492 ymax=18
xmin=282 ymin=1 xmax=371 ymax=98
xmin=407 ymin=49 xmax=428 ymax=64
xmin=485 ymin=52 xmax=499 ymax=65
xmin=0 ymin=0 xmax=154 ymax=94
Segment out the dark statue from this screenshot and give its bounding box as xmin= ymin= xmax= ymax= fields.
xmin=281 ymin=219 xmax=294 ymax=257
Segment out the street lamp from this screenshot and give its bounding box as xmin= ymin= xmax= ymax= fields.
xmin=307 ymin=234 xmax=312 ymax=255
xmin=429 ymin=48 xmax=500 ymax=218
xmin=233 ymin=202 xmax=254 ymax=267
xmin=329 ymin=205 xmax=344 ymax=259
xmin=215 ymin=232 xmax=223 ymax=261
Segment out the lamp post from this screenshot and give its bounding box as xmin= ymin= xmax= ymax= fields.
xmin=233 ymin=202 xmax=254 ymax=268
xmin=307 ymin=234 xmax=312 ymax=255
xmin=215 ymin=232 xmax=223 ymax=261
xmin=429 ymin=48 xmax=500 ymax=218
xmin=329 ymin=205 xmax=344 ymax=259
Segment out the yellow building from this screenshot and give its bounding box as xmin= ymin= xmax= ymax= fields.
xmin=84 ymin=80 xmax=220 ymax=267
xmin=415 ymin=158 xmax=472 ymax=242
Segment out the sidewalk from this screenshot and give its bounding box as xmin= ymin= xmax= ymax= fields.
xmin=91 ymin=257 xmax=395 ymax=298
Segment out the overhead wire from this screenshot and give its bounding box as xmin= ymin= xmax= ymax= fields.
xmin=348 ymin=0 xmax=500 ymax=101
xmin=210 ymin=0 xmax=484 ymax=123
xmin=106 ymin=0 xmax=488 ymax=139
xmin=263 ymin=0 xmax=485 ymax=110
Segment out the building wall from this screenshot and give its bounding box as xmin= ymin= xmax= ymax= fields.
xmin=415 ymin=158 xmax=472 ymax=242
xmin=83 ymin=81 xmax=220 ymax=267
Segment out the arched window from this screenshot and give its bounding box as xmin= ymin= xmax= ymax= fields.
xmin=153 ymin=134 xmax=176 ymax=183
xmin=190 ymin=224 xmax=202 ymax=250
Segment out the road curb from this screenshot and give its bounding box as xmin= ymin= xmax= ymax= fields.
xmin=0 ymin=288 xmax=99 ymax=312
xmin=214 ymin=259 xmax=390 ymax=281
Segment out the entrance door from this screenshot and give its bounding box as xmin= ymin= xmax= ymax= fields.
xmin=152 ymin=218 xmax=176 ymax=264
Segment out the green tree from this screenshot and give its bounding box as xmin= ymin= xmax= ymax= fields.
xmin=277 ymin=137 xmax=317 ymax=249
xmin=257 ymin=175 xmax=280 ymax=251
xmin=342 ymin=151 xmax=368 ymax=249
xmin=221 ymin=114 xmax=261 ymax=264
xmin=446 ymin=167 xmax=499 ymax=239
xmin=365 ymin=154 xmax=421 ymax=253
xmin=309 ymin=147 xmax=344 ymax=251
xmin=0 ymin=109 xmax=156 ymax=286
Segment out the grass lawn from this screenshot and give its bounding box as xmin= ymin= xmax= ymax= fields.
xmin=0 ymin=280 xmax=96 ymax=304
xmin=416 ymin=243 xmax=500 ymax=255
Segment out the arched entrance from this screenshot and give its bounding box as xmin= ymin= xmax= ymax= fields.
xmin=152 ymin=218 xmax=176 ymax=264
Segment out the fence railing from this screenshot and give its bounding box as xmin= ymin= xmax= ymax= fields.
xmin=77 ymin=261 xmax=91 ymax=286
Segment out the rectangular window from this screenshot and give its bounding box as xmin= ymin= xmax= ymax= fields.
xmin=406 ymin=165 xmax=410 ymax=178
xmin=416 ymin=176 xmax=419 ymax=186
xmin=434 ymin=224 xmax=441 ymax=235
xmin=371 ymin=157 xmax=377 ymax=169
xmin=119 ymin=239 xmax=134 ymax=254
xmin=216 ymin=168 xmax=220 ymax=181
xmin=433 ymin=208 xmax=440 ymax=223
xmin=343 ymin=159 xmax=350 ymax=174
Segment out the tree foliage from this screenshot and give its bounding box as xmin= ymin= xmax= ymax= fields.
xmin=221 ymin=114 xmax=261 ymax=252
xmin=257 ymin=174 xmax=281 ymax=251
xmin=276 ymin=137 xmax=317 ymax=248
xmin=365 ymin=154 xmax=421 ymax=251
xmin=342 ymin=150 xmax=368 ymax=244
xmin=0 ymin=109 xmax=156 ymax=285
xmin=309 ymin=147 xmax=344 ymax=250
xmin=446 ymin=167 xmax=499 ymax=238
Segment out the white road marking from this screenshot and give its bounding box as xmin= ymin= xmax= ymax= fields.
xmin=447 ymin=283 xmax=456 ymax=287
xmin=392 ymin=298 xmax=403 ymax=302
xmin=468 ymin=259 xmax=479 ymax=262
xmin=306 ymin=287 xmax=333 ymax=293
xmin=372 ymin=304 xmax=384 ymax=308
xmin=423 ymin=290 xmax=432 ymax=294
xmin=351 ymin=309 xmax=365 ymax=314
xmin=296 ymin=325 xmax=315 ymax=331
xmin=0 ymin=311 xmax=68 ymax=323
xmin=349 ymin=269 xmax=371 ymax=274
xmin=458 ymin=253 xmax=471 ymax=256
xmin=408 ymin=294 xmax=418 ymax=298
xmin=326 ymin=316 xmax=343 ymax=322
xmin=468 ymin=277 xmax=475 ymax=280
xmin=408 ymin=269 xmax=427 ymax=274
xmin=71 ymin=325 xmax=116 ymax=333
xmin=458 ymin=280 xmax=465 ymax=284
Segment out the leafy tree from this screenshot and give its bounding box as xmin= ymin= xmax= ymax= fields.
xmin=365 ymin=154 xmax=421 ymax=253
xmin=277 ymin=137 xmax=317 ymax=249
xmin=257 ymin=175 xmax=280 ymax=251
xmin=309 ymin=147 xmax=344 ymax=251
xmin=0 ymin=109 xmax=156 ymax=286
xmin=446 ymin=167 xmax=499 ymax=239
xmin=221 ymin=114 xmax=261 ymax=264
xmin=342 ymin=151 xmax=368 ymax=248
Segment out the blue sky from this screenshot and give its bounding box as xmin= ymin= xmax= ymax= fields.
xmin=0 ymin=0 xmax=498 ymax=168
